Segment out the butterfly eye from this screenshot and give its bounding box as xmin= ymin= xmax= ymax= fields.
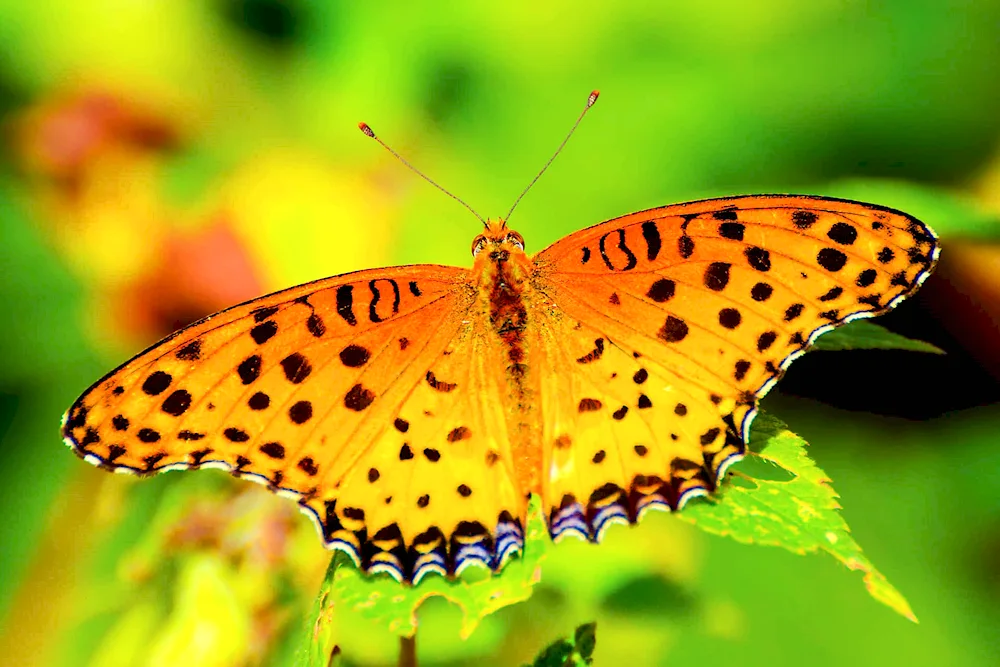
xmin=471 ymin=235 xmax=488 ymax=257
xmin=505 ymin=232 xmax=525 ymax=251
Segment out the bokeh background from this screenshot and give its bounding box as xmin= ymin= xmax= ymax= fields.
xmin=1 ymin=2 xmax=999 ymax=666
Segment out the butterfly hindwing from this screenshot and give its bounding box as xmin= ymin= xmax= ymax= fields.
xmin=532 ymin=194 xmax=938 ymax=539
xmin=529 ymin=312 xmax=735 ymax=542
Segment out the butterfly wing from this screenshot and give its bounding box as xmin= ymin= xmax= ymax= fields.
xmin=530 ymin=194 xmax=939 ymax=539
xmin=63 ymin=265 xmax=527 ymax=582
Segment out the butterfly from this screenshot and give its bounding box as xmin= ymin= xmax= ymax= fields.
xmin=62 ymin=96 xmax=940 ymax=585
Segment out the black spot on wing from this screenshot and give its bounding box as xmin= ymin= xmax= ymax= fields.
xmin=784 ymin=303 xmax=805 ymax=321
xmin=260 ymin=442 xmax=285 ymax=459
xmin=426 ymin=371 xmax=457 ymax=392
xmin=238 ymin=354 xmax=262 ymax=384
xmin=280 ymin=353 xmax=312 ymax=383
xmin=447 ymin=426 xmax=471 ymax=442
xmin=641 ymin=220 xmax=662 ymax=261
xmin=719 ymin=222 xmax=744 ymax=240
xmin=138 ymin=428 xmax=161 ymax=443
xmin=576 ymin=338 xmax=605 ymax=364
xmin=751 ymin=282 xmax=773 ymax=302
xmin=827 ymin=222 xmax=858 ymax=245
xmin=224 ymin=427 xmax=250 ymax=442
xmin=757 ymin=331 xmax=777 ymax=351
xmin=368 ymin=279 xmax=401 ymax=323
xmin=646 ymin=278 xmax=676 ymax=303
xmin=856 ymin=269 xmax=877 ymax=287
xmin=345 ymin=384 xmax=375 ymax=411
xmin=704 ymin=262 xmax=731 ymax=291
xmin=678 ymin=235 xmax=695 ymax=259
xmin=289 ymin=400 xmax=313 ymax=424
xmin=745 ymin=247 xmax=771 ymax=272
xmin=817 ymin=248 xmax=848 ymax=272
xmin=248 ymin=392 xmax=270 ymax=410
xmin=658 ymin=316 xmax=688 ymax=342
xmin=161 ymin=390 xmax=192 ymax=416
xmin=818 ymin=286 xmax=843 ymax=302
xmin=175 ymin=341 xmax=202 ymax=360
xmin=336 ymin=285 xmax=356 ymax=326
xmin=339 ymin=344 xmax=371 ymax=367
xmin=250 ymin=320 xmax=278 ymax=344
xmin=142 ymin=371 xmax=172 ymax=396
xmin=599 ymin=229 xmax=637 ymax=271
xmin=718 ymin=308 xmax=741 ymax=329
xmin=792 ymin=210 xmax=818 ymax=229
xmin=307 ymin=313 xmax=326 ymax=337
xmin=858 ymin=294 xmax=882 ymax=308
xmin=252 ymin=306 xmax=279 ymax=322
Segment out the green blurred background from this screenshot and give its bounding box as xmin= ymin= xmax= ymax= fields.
xmin=1 ymin=1 xmax=999 ymax=665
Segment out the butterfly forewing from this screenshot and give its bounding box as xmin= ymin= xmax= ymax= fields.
xmin=532 ymin=195 xmax=938 ymax=539
xmin=63 ymin=264 xmax=526 ymax=581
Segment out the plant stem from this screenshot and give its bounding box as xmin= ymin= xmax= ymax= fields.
xmin=399 ymin=634 xmax=417 ymax=667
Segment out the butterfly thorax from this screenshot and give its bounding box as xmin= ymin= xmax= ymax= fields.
xmin=472 ymin=222 xmax=532 ymax=385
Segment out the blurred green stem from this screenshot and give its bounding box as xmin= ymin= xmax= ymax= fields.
xmin=400 ymin=635 xmax=416 ymax=667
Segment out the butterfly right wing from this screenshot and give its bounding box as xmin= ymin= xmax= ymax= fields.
xmin=63 ymin=264 xmax=527 ymax=582
xmin=528 ymin=195 xmax=938 ymax=541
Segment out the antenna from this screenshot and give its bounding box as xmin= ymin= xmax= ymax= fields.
xmin=358 ymin=122 xmax=487 ymax=227
xmin=504 ymin=90 xmax=599 ymax=223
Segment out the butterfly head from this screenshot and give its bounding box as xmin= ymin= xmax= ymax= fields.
xmin=471 ymin=219 xmax=525 ymax=262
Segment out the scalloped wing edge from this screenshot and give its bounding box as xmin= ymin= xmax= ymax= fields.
xmin=62 ymin=410 xmax=525 ymax=585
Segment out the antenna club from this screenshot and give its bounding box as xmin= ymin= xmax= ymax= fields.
xmin=358 ymin=122 xmax=376 ymax=138
xmin=588 ymin=90 xmax=600 ymax=106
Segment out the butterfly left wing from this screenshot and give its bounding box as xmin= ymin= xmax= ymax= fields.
xmin=529 ymin=194 xmax=939 ymax=540
xmin=63 ymin=265 xmax=529 ymax=582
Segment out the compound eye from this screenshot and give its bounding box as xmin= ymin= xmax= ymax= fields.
xmin=471 ymin=235 xmax=487 ymax=257
xmin=505 ymin=232 xmax=525 ymax=251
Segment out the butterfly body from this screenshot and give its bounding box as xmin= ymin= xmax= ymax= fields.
xmin=63 ymin=195 xmax=939 ymax=583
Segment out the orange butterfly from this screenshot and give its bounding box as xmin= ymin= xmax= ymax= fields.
xmin=62 ymin=92 xmax=939 ymax=584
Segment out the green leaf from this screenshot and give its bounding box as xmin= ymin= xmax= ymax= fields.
xmin=525 ymin=622 xmax=597 ymax=667
xmin=295 ymin=554 xmax=344 ymax=667
xmin=812 ymin=320 xmax=944 ymax=354
xmin=302 ymin=496 xmax=548 ymax=645
xmin=678 ymin=413 xmax=917 ymax=622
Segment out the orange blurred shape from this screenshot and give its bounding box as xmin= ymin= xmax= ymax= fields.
xmin=14 ymin=89 xmax=178 ymax=186
xmin=111 ymin=216 xmax=264 ymax=345
xmin=165 ymin=489 xmax=299 ymax=568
